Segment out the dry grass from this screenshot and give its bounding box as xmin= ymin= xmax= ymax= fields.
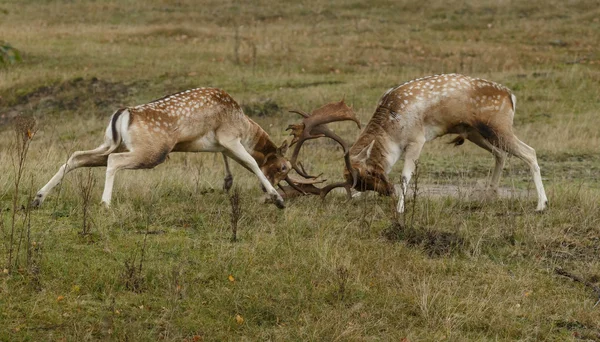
xmin=1 ymin=0 xmax=600 ymax=340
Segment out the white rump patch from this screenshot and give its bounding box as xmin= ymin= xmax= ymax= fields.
xmin=119 ymin=110 xmax=132 ymax=150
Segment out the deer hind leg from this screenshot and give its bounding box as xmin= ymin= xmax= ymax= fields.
xmin=498 ymin=135 xmax=548 ymax=211
xmin=33 ymin=144 xmax=111 ymax=207
xmin=222 ymin=154 xmax=234 ymax=192
xmin=397 ymin=138 xmax=425 ymax=213
xmin=220 ymin=138 xmax=285 ymax=209
xmin=101 ymin=147 xmax=170 ymax=207
xmin=467 ymin=131 xmax=507 ymax=193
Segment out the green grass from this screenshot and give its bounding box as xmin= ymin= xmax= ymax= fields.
xmin=1 ymin=0 xmax=600 ymax=340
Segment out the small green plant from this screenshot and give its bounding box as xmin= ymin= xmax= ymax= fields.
xmin=0 ymin=40 xmax=21 ymax=66
xmin=122 ymin=208 xmax=150 ymax=293
xmin=335 ymin=266 xmax=349 ymax=301
xmin=122 ymin=231 xmax=148 ymax=293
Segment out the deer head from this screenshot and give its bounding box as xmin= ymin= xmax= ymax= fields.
xmin=343 ymin=140 xmax=396 ymax=196
xmin=260 ymin=140 xmax=292 ymax=186
xmin=319 ymin=142 xmax=395 ymax=199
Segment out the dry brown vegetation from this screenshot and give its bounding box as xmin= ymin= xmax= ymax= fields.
xmin=1 ymin=0 xmax=599 ymax=340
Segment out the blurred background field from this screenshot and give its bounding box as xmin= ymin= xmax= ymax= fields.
xmin=1 ymin=1 xmax=599 ymax=340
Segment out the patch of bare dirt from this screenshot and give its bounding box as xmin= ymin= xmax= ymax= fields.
xmin=0 ymin=77 xmax=135 ymax=126
xmin=553 ymin=318 xmax=600 ymax=340
xmin=382 ymin=222 xmax=467 ymax=257
xmin=242 ymin=99 xmax=281 ymax=117
xmin=542 ymin=236 xmax=600 ymax=263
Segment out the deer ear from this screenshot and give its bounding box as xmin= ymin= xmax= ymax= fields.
xmin=354 ymin=140 xmax=375 ymax=163
xmin=277 ymin=140 xmax=289 ymax=156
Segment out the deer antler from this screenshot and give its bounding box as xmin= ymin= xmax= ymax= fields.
xmin=278 ymin=173 xmax=326 ymax=196
xmin=286 ymin=100 xmax=361 ymax=179
xmin=277 ymin=183 xmax=324 ymax=199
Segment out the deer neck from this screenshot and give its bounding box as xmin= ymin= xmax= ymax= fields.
xmin=351 ymin=108 xmax=401 ymax=175
xmin=245 ymin=119 xmax=278 ymax=166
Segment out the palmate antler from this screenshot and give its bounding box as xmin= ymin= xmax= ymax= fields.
xmin=278 ymin=173 xmax=327 ymax=198
xmin=284 ymin=99 xmax=361 ymax=198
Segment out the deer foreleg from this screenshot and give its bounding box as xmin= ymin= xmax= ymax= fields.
xmin=396 ymin=139 xmax=425 ymax=213
xmin=222 ymin=154 xmax=234 ymax=192
xmin=502 ymin=136 xmax=548 ymax=211
xmin=221 ymin=139 xmax=285 ymax=209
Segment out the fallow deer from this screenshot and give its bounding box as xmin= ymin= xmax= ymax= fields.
xmin=32 ymin=88 xmax=310 ymax=209
xmin=296 ymin=74 xmax=549 ymax=212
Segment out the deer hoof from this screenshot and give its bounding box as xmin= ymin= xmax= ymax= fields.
xmin=272 ymin=194 xmax=285 ymax=209
xmin=223 ymin=176 xmax=233 ymax=192
xmin=535 ymin=200 xmax=548 ymax=212
xmin=31 ymin=194 xmax=43 ymax=208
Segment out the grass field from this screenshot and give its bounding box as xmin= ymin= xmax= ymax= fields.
xmin=1 ymin=0 xmax=600 ymax=340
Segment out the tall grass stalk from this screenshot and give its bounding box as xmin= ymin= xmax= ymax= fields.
xmin=6 ymin=116 xmax=36 ymax=272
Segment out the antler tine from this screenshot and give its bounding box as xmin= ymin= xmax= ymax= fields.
xmin=300 ymin=123 xmax=358 ymax=188
xmin=278 ymin=183 xmax=324 ymax=199
xmin=283 ymin=99 xmax=362 ymax=197
xmin=344 ymin=152 xmax=358 ymax=189
xmin=304 ymin=99 xmax=361 ymax=131
xmin=320 ymin=181 xmax=353 ymax=200
xmin=286 ymin=99 xmax=360 ymax=148
xmin=318 ymin=150 xmax=358 ymax=200
xmin=283 ymin=173 xmax=327 ymax=196
xmin=287 ymin=137 xmax=322 ymax=178
xmin=286 ymin=99 xmax=361 ymax=179
xmin=285 ymin=111 xmax=323 ymax=178
xmin=286 ymin=173 xmax=326 ymax=185
xmin=284 ymin=176 xmax=308 ymax=195
xmin=286 ymin=109 xmax=314 ymax=147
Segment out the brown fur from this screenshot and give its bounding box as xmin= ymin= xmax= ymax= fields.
xmin=343 ymin=73 xmax=547 ymax=212
xmin=33 ymin=88 xmax=291 ymax=208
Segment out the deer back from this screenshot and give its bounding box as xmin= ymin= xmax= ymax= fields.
xmin=133 ymin=88 xmax=251 ymax=139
